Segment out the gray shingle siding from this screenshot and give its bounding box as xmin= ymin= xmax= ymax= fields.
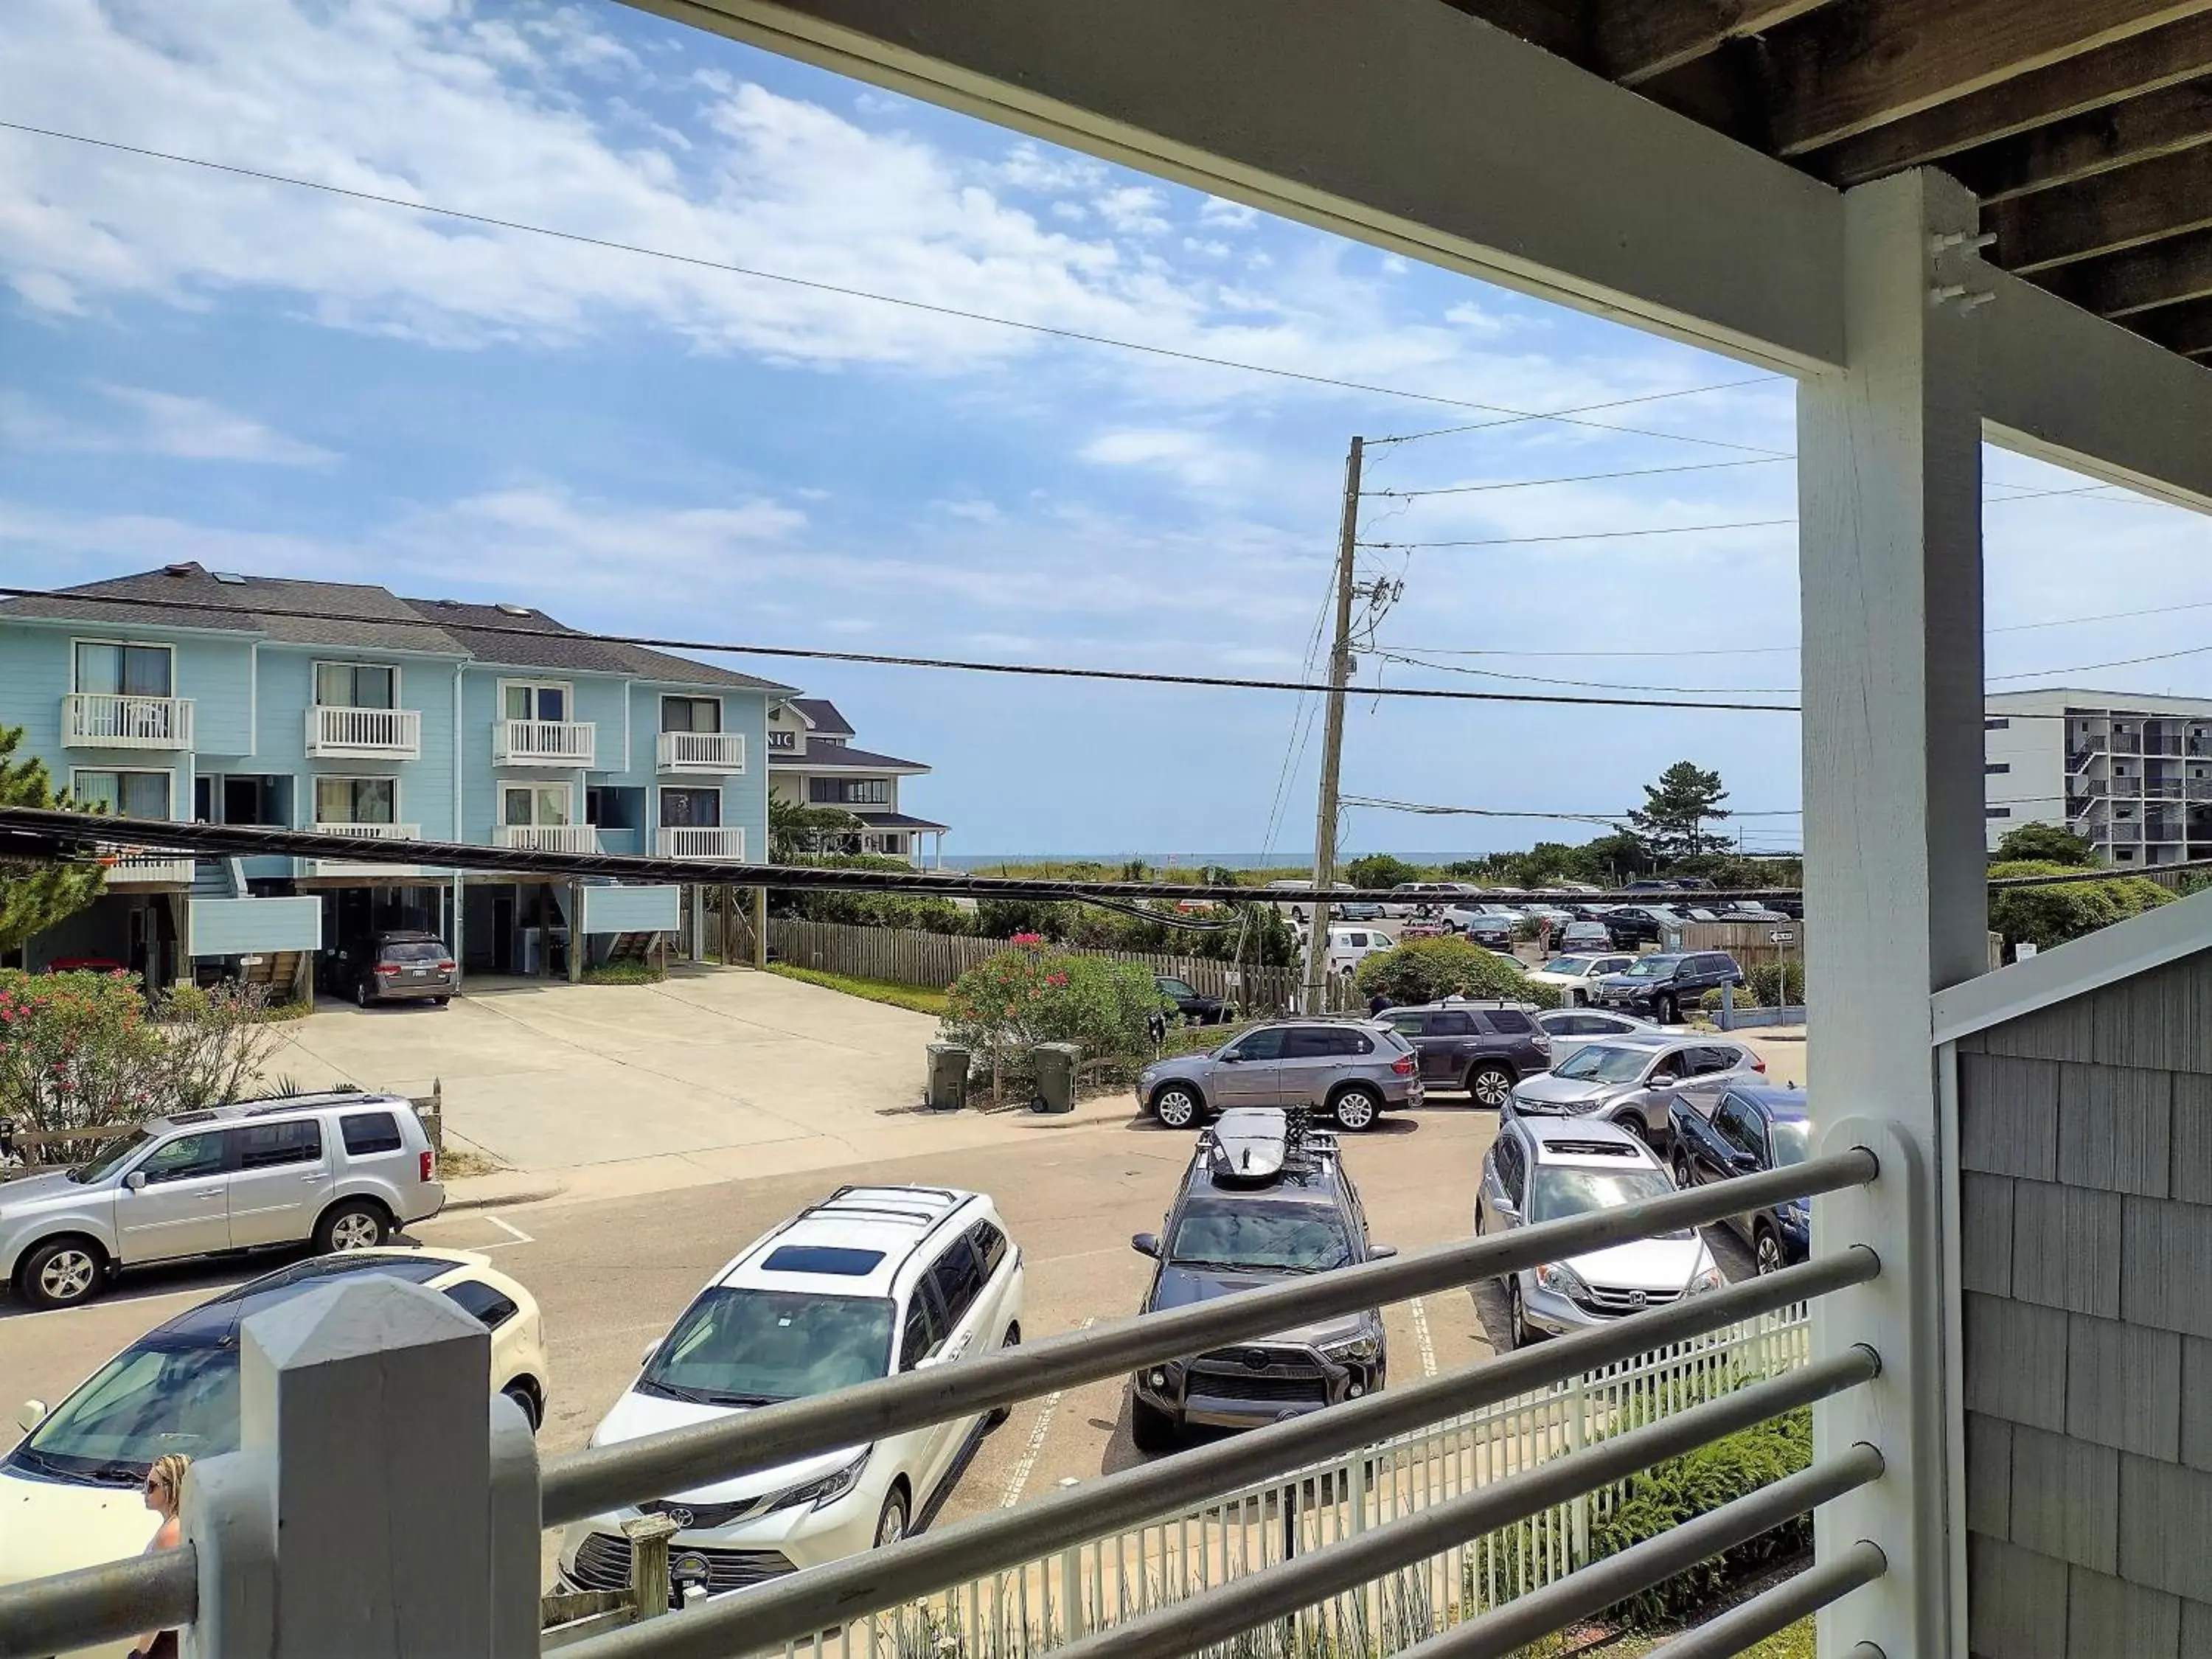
xmin=1958 ymin=945 xmax=2212 ymax=1658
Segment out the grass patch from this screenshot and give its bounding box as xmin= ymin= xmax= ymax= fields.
xmin=252 ymin=1001 xmax=316 ymax=1023
xmin=1585 ymin=1617 xmax=1810 ymax=1657
xmin=580 ymin=961 xmax=668 ymax=985
xmin=767 ymin=964 xmax=949 ymax=1016
xmin=437 ymin=1142 xmax=505 ymax=1180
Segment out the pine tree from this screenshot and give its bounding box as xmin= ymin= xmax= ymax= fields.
xmin=0 ymin=725 xmax=108 ymax=954
xmin=1628 ymin=762 xmax=1731 ymax=863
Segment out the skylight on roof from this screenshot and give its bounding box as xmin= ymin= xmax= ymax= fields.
xmin=495 ymin=602 xmax=531 ymax=616
xmin=212 ymin=571 xmax=247 ymax=585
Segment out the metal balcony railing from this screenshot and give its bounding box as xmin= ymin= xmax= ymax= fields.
xmin=655 ymin=731 xmax=745 ymax=773
xmin=307 ymin=703 xmax=422 ymax=759
xmin=498 ymin=823 xmax=599 ymax=853
xmin=302 ymin=821 xmax=424 ymax=874
xmin=61 ymin=692 xmax=194 ymax=749
xmin=0 ymin=1150 xmax=1899 ymax=1659
xmin=496 ymin=718 xmax=597 ymax=767
xmin=655 ymin=824 xmax=746 ymax=860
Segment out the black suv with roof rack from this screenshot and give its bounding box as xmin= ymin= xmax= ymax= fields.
xmin=1127 ymin=1107 xmax=1393 ymax=1452
xmin=1376 ymin=1001 xmax=1553 ymax=1108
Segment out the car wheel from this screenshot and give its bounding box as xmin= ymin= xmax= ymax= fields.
xmin=1658 ymin=992 xmax=1680 ymax=1025
xmin=1330 ymin=1087 xmax=1381 ymax=1132
xmin=1505 ymin=1276 xmax=1532 ymax=1349
xmin=432 ymin=995 xmax=451 ymax=1007
xmin=502 ymin=1382 xmax=542 ymax=1433
xmin=1130 ymin=1393 xmax=1181 ymax=1454
xmin=1570 ymin=990 xmax=1587 ymax=1007
xmin=1151 ymin=1085 xmax=1202 ymax=1130
xmin=1672 ymin=1150 xmax=1694 ymax=1187
xmin=1465 ymin=1064 xmax=1512 ymax=1110
xmin=1614 ymin=1115 xmax=1652 ymax=1148
xmin=986 ymin=1324 xmax=1021 ymax=1427
xmin=355 ymin=978 xmax=374 ymax=1009
xmin=1755 ymin=1224 xmax=1787 ymax=1276
xmin=18 ymin=1237 xmax=106 ymax=1310
xmin=873 ymin=1486 xmax=910 ymax=1549
xmin=316 ymin=1199 xmax=389 ymax=1253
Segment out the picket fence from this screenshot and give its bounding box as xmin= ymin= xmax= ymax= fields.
xmin=767 ymin=918 xmax=1359 ymax=1014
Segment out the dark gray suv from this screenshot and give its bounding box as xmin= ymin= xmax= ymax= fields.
xmin=1377 ymin=1002 xmax=1553 ymax=1108
xmin=1590 ymin=952 xmax=1744 ymax=1023
xmin=1134 ymin=1020 xmax=1423 ymax=1133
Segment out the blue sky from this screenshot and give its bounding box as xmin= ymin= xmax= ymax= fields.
xmin=6 ymin=1 xmax=2211 ymax=859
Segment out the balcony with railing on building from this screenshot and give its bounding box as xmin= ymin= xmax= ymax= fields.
xmin=655 ymin=785 xmax=742 ymax=859
xmin=496 ymin=782 xmax=597 ymax=852
xmin=656 ymin=695 xmax=744 ymax=773
xmin=306 ymin=664 xmax=420 ymax=760
xmin=63 ymin=641 xmax=192 ymax=750
xmin=493 ymin=683 xmax=594 ymax=768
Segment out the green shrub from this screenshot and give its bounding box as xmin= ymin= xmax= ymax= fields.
xmin=1700 ymin=983 xmax=1760 ymax=1012
xmin=1747 ymin=960 xmax=1804 ymax=1008
xmin=1989 ymin=858 xmax=2171 ymax=953
xmin=1353 ymin=937 xmax=1535 ymax=1006
xmin=939 ymin=942 xmax=1164 ymax=1079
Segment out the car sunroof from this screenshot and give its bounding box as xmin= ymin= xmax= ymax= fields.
xmin=762 ymin=1245 xmax=888 ymax=1276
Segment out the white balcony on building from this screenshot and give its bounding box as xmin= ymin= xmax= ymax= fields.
xmin=99 ymin=844 xmax=195 ymax=886
xmin=301 ymin=821 xmax=423 ymax=877
xmin=496 ymin=822 xmax=599 ymax=853
xmin=656 ymin=824 xmax=745 ymax=860
xmin=63 ymin=694 xmax=194 ymax=751
xmin=306 ymin=705 xmax=422 ymax=761
xmin=493 ymin=719 xmax=594 ymax=768
xmin=655 ymin=730 xmax=746 ymax=773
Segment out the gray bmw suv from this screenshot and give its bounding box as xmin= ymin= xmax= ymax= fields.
xmin=1135 ymin=1020 xmax=1424 ymax=1133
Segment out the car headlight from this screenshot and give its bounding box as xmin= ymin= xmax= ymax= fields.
xmin=765 ymin=1447 xmax=872 ymax=1514
xmin=1685 ymin=1264 xmax=1726 ymax=1295
xmin=1534 ymin=1262 xmax=1590 ymax=1298
xmin=1321 ymin=1334 xmax=1381 ymax=1365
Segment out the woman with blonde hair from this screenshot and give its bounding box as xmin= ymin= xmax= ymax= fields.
xmin=131 ymin=1454 xmax=189 ymax=1659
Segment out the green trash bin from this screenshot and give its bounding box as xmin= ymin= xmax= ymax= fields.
xmin=1029 ymin=1042 xmax=1082 ymax=1114
xmin=925 ymin=1043 xmax=969 ymax=1113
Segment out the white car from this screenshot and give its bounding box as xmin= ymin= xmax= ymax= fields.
xmin=1320 ymin=925 xmax=1394 ymax=976
xmin=1533 ymin=1006 xmax=1661 ymax=1066
xmin=1 ymin=1248 xmax=547 ymax=1613
xmin=1526 ymin=954 xmax=1639 ymax=1006
xmin=559 ymin=1186 xmax=1023 ymax=1601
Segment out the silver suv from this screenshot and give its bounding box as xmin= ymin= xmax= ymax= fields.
xmin=1503 ymin=1033 xmax=1764 ymax=1148
xmin=1475 ymin=1116 xmax=1724 ymax=1348
xmin=0 ymin=1091 xmax=445 ymax=1309
xmin=1135 ymin=1020 xmax=1424 ymax=1133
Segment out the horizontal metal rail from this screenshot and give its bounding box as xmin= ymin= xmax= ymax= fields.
xmin=542 ymin=1150 xmax=1879 ymax=1523
xmin=0 ymin=1543 xmax=198 ymax=1659
xmin=560 ymin=1252 xmax=1874 ymax=1659
xmin=978 ymin=1349 xmax=1880 ymax=1659
xmin=1387 ymin=1446 xmax=1887 ymax=1659
xmin=1645 ymin=1539 xmax=1888 ymax=1659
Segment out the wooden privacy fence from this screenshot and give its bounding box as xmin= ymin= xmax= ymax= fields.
xmin=767 ymin=917 xmax=1332 ymax=1013
xmin=1680 ymin=919 xmax=1806 ymax=968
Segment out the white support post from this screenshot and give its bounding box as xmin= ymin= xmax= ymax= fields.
xmin=185 ymin=1276 xmax=538 ymax=1658
xmin=1797 ymin=167 xmax=1987 ymax=1659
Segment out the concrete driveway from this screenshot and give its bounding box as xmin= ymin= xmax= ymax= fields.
xmin=263 ymin=968 xmax=1074 ymax=1198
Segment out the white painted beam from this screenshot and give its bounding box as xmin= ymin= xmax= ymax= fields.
xmin=623 ymin=0 xmax=1846 ymax=371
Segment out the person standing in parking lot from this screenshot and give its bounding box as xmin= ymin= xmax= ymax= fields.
xmin=1368 ymin=989 xmax=1391 ymax=1017
xmin=131 ymin=1454 xmax=189 ymax=1659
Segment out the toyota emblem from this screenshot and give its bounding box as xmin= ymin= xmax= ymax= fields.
xmin=1627 ymin=1291 xmax=1648 ymax=1310
xmin=1242 ymin=1349 xmax=1270 ymax=1371
xmin=664 ymin=1506 xmax=694 ymax=1528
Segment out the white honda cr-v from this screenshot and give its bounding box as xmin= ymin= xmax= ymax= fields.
xmin=557 ymin=1185 xmax=1023 ymax=1601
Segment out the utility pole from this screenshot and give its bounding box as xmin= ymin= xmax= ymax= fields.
xmin=1304 ymin=436 xmax=1364 ymax=1014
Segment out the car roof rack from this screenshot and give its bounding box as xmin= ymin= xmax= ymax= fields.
xmin=1537 ymin=1137 xmax=1644 ymax=1158
xmin=1200 ymin=1107 xmax=1338 ymax=1186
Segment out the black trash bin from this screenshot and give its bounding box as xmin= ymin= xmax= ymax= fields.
xmin=1029 ymin=1042 xmax=1082 ymax=1113
xmin=926 ymin=1043 xmax=969 ymax=1113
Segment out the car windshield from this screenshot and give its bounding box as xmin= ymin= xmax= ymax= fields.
xmin=10 ymin=1338 xmax=240 ymax=1485
xmin=1552 ymin=1045 xmax=1655 ymax=1084
xmin=1770 ymin=1120 xmax=1811 ymax=1166
xmin=1543 ymin=957 xmax=1593 ymax=975
xmin=1168 ymin=1202 xmax=1354 ymax=1273
xmin=1622 ymin=956 xmax=1682 ymax=978
xmin=70 ymin=1127 xmax=156 ymax=1184
xmin=639 ymin=1288 xmax=895 ymax=1408
xmin=380 ymin=941 xmax=446 ymax=963
xmin=1529 ymin=1166 xmax=1689 ymax=1237
xmin=1158 ymin=978 xmax=1196 ymax=998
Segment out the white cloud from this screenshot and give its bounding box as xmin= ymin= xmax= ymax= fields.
xmin=1080 ymin=428 xmax=1259 ymax=491
xmin=1096 ymin=186 xmax=1169 ymax=235
xmin=1200 ymin=199 xmax=1259 ymax=229
xmin=0 ymin=385 xmax=333 ymax=465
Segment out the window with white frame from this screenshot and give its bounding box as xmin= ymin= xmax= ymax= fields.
xmin=501 ymin=682 xmax=570 ymax=723
xmin=314 ymin=662 xmax=397 ymax=709
xmin=658 ymin=787 xmax=721 ymax=828
xmin=72 ymin=769 xmax=172 ymax=818
xmin=810 ymin=777 xmax=891 ymax=805
xmin=502 ymin=784 xmax=572 ymax=827
xmin=73 ymin=641 xmax=173 ymax=698
xmin=314 ymin=777 xmax=397 ymax=825
xmin=660 ymin=695 xmax=720 ymax=734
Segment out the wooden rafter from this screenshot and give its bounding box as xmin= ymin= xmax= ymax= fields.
xmin=2126 ymin=292 xmax=2212 ymax=349
xmin=2042 ymin=226 xmax=2212 ymax=313
xmin=1946 ymin=76 xmax=2212 ymax=201
xmin=1986 ymin=142 xmax=2212 ymax=269
xmin=1590 ymin=0 xmax=1830 ymax=86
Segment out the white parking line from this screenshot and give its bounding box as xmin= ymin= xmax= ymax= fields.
xmin=484 ymin=1214 xmax=535 ymax=1245
xmin=1000 ymin=1315 xmax=1096 ymax=1509
xmin=1410 ymin=1295 xmax=1438 ymax=1377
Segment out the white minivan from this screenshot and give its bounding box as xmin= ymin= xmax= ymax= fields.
xmin=559 ymin=1186 xmax=1023 ymax=1601
xmin=1321 ymin=925 xmax=1394 ymax=977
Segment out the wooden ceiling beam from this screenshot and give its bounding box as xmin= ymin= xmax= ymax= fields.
xmin=1985 ymin=142 xmax=2212 ymax=270
xmin=1813 ymin=14 xmax=2212 ymax=184
xmin=2042 ymin=226 xmax=2212 ymax=313
xmin=1436 ymin=0 xmax=1586 ymax=60
xmin=1946 ymin=76 xmax=2212 ymax=201
xmin=2123 ymin=293 xmax=2212 ymax=351
xmin=1590 ymin=0 xmax=1830 ymax=86
xmin=1765 ymin=0 xmax=2212 ymax=157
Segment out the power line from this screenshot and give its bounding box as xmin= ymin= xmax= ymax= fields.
xmin=1365 ymin=457 xmax=1790 ymax=498
xmin=0 ymin=584 xmax=1801 ymax=714
xmin=1377 ymin=650 xmax=1798 ymax=696
xmin=1362 ymin=518 xmax=1795 ymax=550
xmin=1 ymin=118 xmax=1784 ymax=436
xmin=1370 ymin=380 xmax=1786 ymax=450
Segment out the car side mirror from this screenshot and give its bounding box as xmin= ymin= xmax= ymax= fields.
xmin=1730 ymin=1149 xmax=1761 ymax=1171
xmin=16 ymin=1400 xmax=46 ymax=1433
xmin=125 ymin=1171 xmax=147 ymax=1191
xmin=1218 ymin=1051 xmax=1240 ymax=1063
xmin=1132 ymin=1232 xmax=1160 ymax=1258
xmin=1368 ymin=1245 xmax=1398 ymax=1260
xmin=639 ymin=1340 xmax=660 ymax=1368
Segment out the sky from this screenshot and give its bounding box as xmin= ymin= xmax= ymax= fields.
xmin=5 ymin=1 xmax=2212 ymax=860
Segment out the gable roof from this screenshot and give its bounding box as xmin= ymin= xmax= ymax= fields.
xmin=768 ymin=741 xmax=930 ymax=773
xmin=397 ymin=597 xmax=796 ymax=691
xmin=1 ymin=563 xmax=467 ymax=655
xmin=787 ymin=698 xmax=854 ymax=736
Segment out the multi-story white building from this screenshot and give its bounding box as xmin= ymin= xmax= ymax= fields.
xmin=765 ymin=698 xmax=947 ymax=864
xmin=1983 ymin=688 xmax=2212 ymax=866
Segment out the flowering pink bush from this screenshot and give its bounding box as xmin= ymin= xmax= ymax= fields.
xmin=940 ymin=939 xmax=1164 ymax=1079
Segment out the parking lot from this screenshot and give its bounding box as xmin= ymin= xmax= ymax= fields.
xmin=0 ymin=1087 xmax=1763 ymax=1571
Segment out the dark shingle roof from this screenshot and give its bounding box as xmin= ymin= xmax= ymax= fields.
xmin=854 ymin=810 xmax=948 ymax=832
xmin=397 ymin=597 xmax=794 ymax=691
xmin=787 ymin=698 xmax=854 ymax=736
xmin=769 ymin=742 xmax=930 ymax=772
xmin=1 ymin=563 xmax=467 ymax=654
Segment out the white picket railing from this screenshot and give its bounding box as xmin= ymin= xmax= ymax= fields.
xmin=302 ymin=821 xmax=423 ymax=874
xmin=498 ymin=823 xmax=599 ymax=853
xmin=307 ymin=703 xmax=422 ymax=758
xmin=62 ymin=692 xmax=194 ymax=749
xmin=656 ymin=824 xmax=746 ymax=860
xmin=496 ymin=718 xmax=597 ymax=766
xmin=656 ymin=730 xmax=746 ymax=772
xmin=98 ymin=843 xmax=195 ymax=884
